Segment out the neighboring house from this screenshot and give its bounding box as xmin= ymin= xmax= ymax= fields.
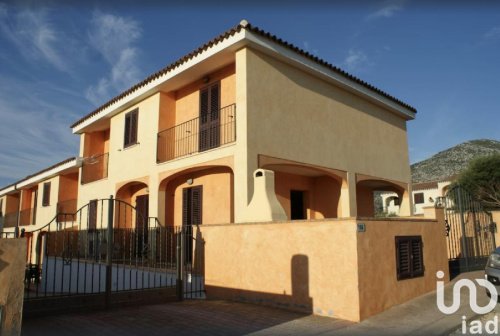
xmin=69 ymin=20 xmax=416 ymax=228
xmin=381 ymin=177 xmax=454 ymax=215
xmin=0 ymin=158 xmax=80 ymax=236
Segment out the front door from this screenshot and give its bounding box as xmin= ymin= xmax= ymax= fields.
xmin=199 ymin=82 xmax=220 ymax=152
xmin=182 ymin=186 xmax=202 ymax=264
xmin=290 ymin=190 xmax=306 ymax=220
xmin=135 ymin=195 xmax=149 ymax=255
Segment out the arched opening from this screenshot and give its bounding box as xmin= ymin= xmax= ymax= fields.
xmin=115 ymin=181 xmax=149 ymax=229
xmin=261 ymin=164 xmax=342 ymax=220
xmin=356 ymin=179 xmax=406 ymax=217
xmin=158 ymin=166 xmax=234 ymax=227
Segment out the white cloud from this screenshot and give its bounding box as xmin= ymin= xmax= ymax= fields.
xmin=367 ymin=0 xmax=406 ymax=20
xmin=343 ymin=49 xmax=369 ymax=72
xmin=0 ymin=5 xmax=70 ymax=72
xmin=86 ymin=11 xmax=143 ymax=105
xmin=484 ymin=27 xmax=500 ymax=40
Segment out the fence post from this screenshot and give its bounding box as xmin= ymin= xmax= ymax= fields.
xmin=105 ymin=196 xmax=114 ymax=308
xmin=457 ymin=186 xmax=470 ymax=272
xmin=176 ymin=227 xmax=184 ymax=301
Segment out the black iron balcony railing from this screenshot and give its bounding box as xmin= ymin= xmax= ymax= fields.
xmin=81 ymin=152 xmax=109 ymax=185
xmin=57 ymin=199 xmax=77 ymax=222
xmin=3 ymin=212 xmax=18 ymax=228
xmin=19 ymin=208 xmax=36 ymax=226
xmin=157 ymin=104 xmax=236 ymax=163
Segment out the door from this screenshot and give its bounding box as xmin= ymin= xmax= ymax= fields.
xmin=182 ymin=186 xmax=202 ymax=264
xmin=199 ymin=82 xmax=220 ymax=152
xmin=135 ymin=195 xmax=149 ymax=255
xmin=290 ymin=190 xmax=306 ymax=220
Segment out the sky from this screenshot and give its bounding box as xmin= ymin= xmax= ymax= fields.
xmin=0 ymin=0 xmax=499 ymax=187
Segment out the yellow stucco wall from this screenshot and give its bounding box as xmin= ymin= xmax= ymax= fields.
xmin=199 ymin=220 xmax=361 ymax=321
xmin=356 ymin=218 xmax=449 ymax=320
xmin=240 ymin=47 xmax=412 ymax=218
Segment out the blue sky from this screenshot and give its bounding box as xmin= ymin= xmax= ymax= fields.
xmin=0 ymin=1 xmax=499 ymax=187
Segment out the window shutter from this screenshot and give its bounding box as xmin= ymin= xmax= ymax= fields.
xmin=411 ymin=239 xmax=424 ymax=276
xmin=42 ymin=182 xmax=51 ymax=207
xmin=396 ymin=236 xmax=424 ymax=280
xmin=210 ymin=83 xmax=220 ymax=121
xmin=182 ymin=188 xmax=189 ymax=226
xmin=396 ymin=238 xmax=411 ymax=280
xmin=191 ymin=186 xmax=203 ymax=225
xmin=124 ymin=113 xmax=131 ymax=146
xmin=88 ymin=200 xmax=97 ymax=230
xmin=130 ymin=111 xmax=138 ymax=144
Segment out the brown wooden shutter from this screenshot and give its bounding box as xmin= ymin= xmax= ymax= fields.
xmin=191 ymin=186 xmax=203 ymax=225
xmin=396 ymin=236 xmax=424 ymax=280
xmin=124 ymin=113 xmax=131 ymax=146
xmin=124 ymin=109 xmax=138 ymax=147
xmin=199 ymin=88 xmax=209 ymax=151
xmin=130 ymin=111 xmax=138 ymax=144
xmin=182 ymin=188 xmax=189 ymax=226
xmin=88 ymin=200 xmax=97 ymax=230
xmin=42 ymin=182 xmax=51 ymax=206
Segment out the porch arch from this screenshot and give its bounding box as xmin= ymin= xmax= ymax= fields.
xmin=158 ymin=165 xmax=234 ymax=226
xmin=115 ymin=181 xmax=149 ymax=228
xmin=261 ymin=163 xmax=343 ymax=220
xmin=356 ymin=178 xmax=407 ymax=217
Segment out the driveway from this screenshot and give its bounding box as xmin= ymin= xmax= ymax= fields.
xmin=22 ymin=271 xmax=491 ymax=336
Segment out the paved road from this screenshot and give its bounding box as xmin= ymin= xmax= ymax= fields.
xmin=22 ymin=300 xmax=352 ymax=336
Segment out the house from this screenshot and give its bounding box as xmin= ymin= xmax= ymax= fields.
xmin=0 ymin=158 xmax=79 ymax=237
xmin=0 ymin=21 xmax=451 ymax=322
xmin=70 ymin=19 xmax=416 ymax=227
xmin=381 ymin=177 xmax=454 ymax=215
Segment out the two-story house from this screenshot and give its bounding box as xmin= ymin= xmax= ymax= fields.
xmin=69 ymin=20 xmax=416 ymax=230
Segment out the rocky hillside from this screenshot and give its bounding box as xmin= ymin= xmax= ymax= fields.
xmin=411 ymin=139 xmax=500 ymax=183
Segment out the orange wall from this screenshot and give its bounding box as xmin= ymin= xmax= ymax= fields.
xmin=5 ymin=194 xmax=20 ymax=214
xmin=165 ymin=167 xmax=233 ymax=226
xmin=356 ymin=219 xmax=449 ymax=320
xmin=199 ymin=220 xmax=361 ymax=321
xmin=83 ymin=129 xmax=110 ymax=157
xmin=274 ymin=171 xmax=340 ymax=219
xmin=58 ymin=173 xmax=79 ymax=202
xmin=356 ymin=185 xmax=375 ymax=217
xmin=174 ymin=64 xmax=236 ymax=125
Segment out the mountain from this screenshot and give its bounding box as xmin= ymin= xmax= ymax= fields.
xmin=411 ymin=139 xmax=500 ymax=183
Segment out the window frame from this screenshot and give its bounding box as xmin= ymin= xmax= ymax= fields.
xmin=414 ymin=192 xmax=424 ymax=204
xmin=395 ymin=235 xmax=424 ymax=280
xmin=42 ymin=182 xmax=51 ymax=207
xmin=124 ymin=109 xmax=139 ymax=148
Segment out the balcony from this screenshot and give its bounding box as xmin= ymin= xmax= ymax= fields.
xmin=57 ymin=199 xmax=77 ymax=222
xmin=19 ymin=208 xmax=36 ymax=226
xmin=157 ymin=104 xmax=236 ymax=163
xmin=3 ymin=212 xmax=18 ymax=228
xmin=81 ymin=153 xmax=109 ymax=184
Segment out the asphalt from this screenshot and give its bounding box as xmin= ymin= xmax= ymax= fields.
xmin=21 ymin=271 xmax=490 ymax=336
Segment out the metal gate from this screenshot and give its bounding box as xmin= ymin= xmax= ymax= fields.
xmin=20 ymin=197 xmax=205 ymax=316
xmin=441 ymin=186 xmax=497 ymax=276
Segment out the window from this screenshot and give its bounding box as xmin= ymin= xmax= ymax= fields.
xmin=414 ymin=192 xmax=424 ymax=204
xmin=42 ymin=182 xmax=51 ymax=207
xmin=393 ymin=197 xmax=400 ymax=206
xmin=395 ymin=236 xmax=424 ymax=280
xmin=124 ymin=109 xmax=138 ymax=148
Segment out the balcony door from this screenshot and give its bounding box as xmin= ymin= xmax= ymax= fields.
xmin=199 ymin=82 xmax=220 ymax=152
xmin=135 ymin=195 xmax=149 ymax=252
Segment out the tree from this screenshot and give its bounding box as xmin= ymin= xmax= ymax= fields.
xmin=457 ymin=154 xmax=500 ymax=209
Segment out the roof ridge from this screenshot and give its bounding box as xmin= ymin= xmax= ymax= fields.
xmin=71 ymin=20 xmax=416 ymax=129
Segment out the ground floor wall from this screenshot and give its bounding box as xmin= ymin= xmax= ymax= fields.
xmin=0 ymin=238 xmax=26 ymax=336
xmin=199 ymin=217 xmax=448 ymax=322
xmin=356 ymin=218 xmax=449 ymax=320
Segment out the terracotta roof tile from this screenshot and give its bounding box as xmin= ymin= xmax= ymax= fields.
xmin=71 ymin=21 xmax=416 ymax=129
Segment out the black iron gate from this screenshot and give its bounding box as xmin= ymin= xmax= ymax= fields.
xmin=441 ymin=186 xmax=497 ymax=276
xmin=21 ymin=197 xmax=205 ymax=316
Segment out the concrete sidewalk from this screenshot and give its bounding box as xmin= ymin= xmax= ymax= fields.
xmin=21 ymin=271 xmax=488 ymax=336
